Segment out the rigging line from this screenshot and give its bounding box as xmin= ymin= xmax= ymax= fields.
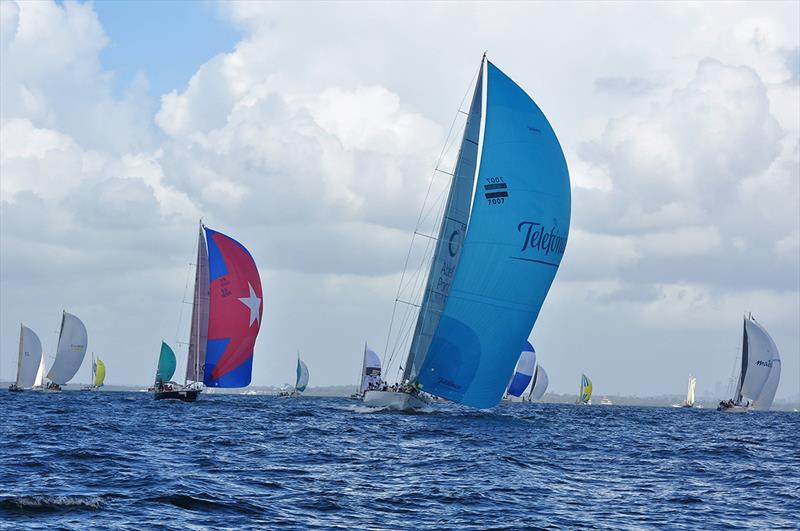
xmin=383 ymin=61 xmax=481 ymax=378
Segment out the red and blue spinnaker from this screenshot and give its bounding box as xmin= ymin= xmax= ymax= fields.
xmin=201 ymin=227 xmax=263 ymax=387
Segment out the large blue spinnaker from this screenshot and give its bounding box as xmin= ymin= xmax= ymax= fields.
xmin=414 ymin=59 xmax=571 ymax=408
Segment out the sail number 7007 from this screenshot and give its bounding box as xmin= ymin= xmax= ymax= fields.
xmin=483 ymin=177 xmax=508 ymax=205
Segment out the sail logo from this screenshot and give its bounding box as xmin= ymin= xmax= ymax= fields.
xmin=517 ymin=221 xmax=568 ymax=257
xmin=70 ymin=343 xmax=85 ymax=352
xmin=755 ymin=360 xmax=773 ymax=368
xmin=484 ymin=177 xmax=508 ymax=204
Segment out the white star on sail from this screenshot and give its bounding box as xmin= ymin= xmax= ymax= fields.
xmin=238 ymin=283 xmax=261 ymax=326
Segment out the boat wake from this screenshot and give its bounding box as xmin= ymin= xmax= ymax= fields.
xmin=0 ymin=495 xmax=104 ymax=513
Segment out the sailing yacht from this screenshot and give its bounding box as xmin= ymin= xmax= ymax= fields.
xmin=9 ymin=324 xmax=43 ymax=392
xmin=524 ymin=364 xmax=549 ymax=402
xmin=155 ymin=222 xmax=264 ymax=401
xmin=364 ymin=54 xmax=571 ymax=411
xmin=672 ymin=375 xmax=697 ymax=408
xmin=718 ymin=314 xmax=781 ymax=412
xmin=576 ymin=373 xmax=592 ymax=405
xmin=351 ymin=343 xmax=382 ymax=399
xmin=46 ymin=311 xmax=88 ymax=391
xmin=81 ymin=354 xmax=106 ymax=391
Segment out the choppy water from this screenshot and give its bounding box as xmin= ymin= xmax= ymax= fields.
xmin=1 ymin=392 xmax=798 ymax=529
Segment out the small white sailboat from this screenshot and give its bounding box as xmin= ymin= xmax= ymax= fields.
xmin=718 ymin=314 xmax=781 ymax=412
xmin=46 ymin=311 xmax=88 ymax=391
xmin=81 ymin=353 xmax=106 ymax=391
xmin=525 ymin=364 xmax=549 ymax=402
xmin=351 ymin=343 xmax=382 ymax=399
xmin=600 ymin=396 xmax=613 ymax=406
xmin=364 ymin=54 xmax=571 ymax=411
xmin=672 ymin=375 xmax=697 ymax=408
xmin=279 ymin=353 xmax=309 ymax=397
xmin=9 ymin=324 xmax=43 ymax=392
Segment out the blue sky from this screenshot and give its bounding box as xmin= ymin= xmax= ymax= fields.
xmin=92 ymin=0 xmax=240 ymax=97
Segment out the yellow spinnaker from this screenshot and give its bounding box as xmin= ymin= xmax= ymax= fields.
xmin=94 ymin=357 xmax=106 ymax=387
xmin=580 ymin=373 xmax=592 ymax=403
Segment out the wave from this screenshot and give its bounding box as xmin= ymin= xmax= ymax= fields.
xmin=0 ymin=495 xmax=103 ymax=513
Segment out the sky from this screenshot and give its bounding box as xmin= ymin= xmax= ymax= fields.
xmin=1 ymin=1 xmax=798 ymax=401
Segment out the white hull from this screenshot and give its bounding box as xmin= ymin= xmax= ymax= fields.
xmin=363 ymin=390 xmax=429 ymax=411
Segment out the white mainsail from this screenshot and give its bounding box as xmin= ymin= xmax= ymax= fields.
xmin=46 ymin=311 xmax=88 ymax=385
xmin=186 ymin=226 xmax=210 ymax=384
xmin=735 ymin=315 xmax=781 ymax=409
xmin=528 ymin=365 xmax=549 ymax=400
xmin=15 ymin=324 xmax=43 ymax=388
xmin=33 ymin=356 xmax=45 ymax=389
xmin=360 ymin=345 xmax=382 ymax=392
xmin=686 ymin=375 xmax=697 ymax=406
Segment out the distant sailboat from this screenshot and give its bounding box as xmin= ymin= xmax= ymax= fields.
xmin=352 ymin=344 xmax=382 ymax=399
xmin=364 ymin=54 xmax=571 ymax=411
xmin=46 ymin=311 xmax=88 ymax=391
xmin=525 ymin=364 xmax=549 ymax=402
xmin=577 ymin=373 xmax=592 ymax=405
xmin=9 ymin=324 xmax=43 ymax=392
xmin=278 ymin=353 xmax=309 ymax=397
xmin=718 ymin=314 xmax=781 ymax=412
xmin=155 ymin=222 xmax=263 ymax=401
xmin=81 ymin=353 xmax=106 ymax=391
xmin=672 ymin=375 xmax=697 ymax=408
xmin=506 ymin=342 xmax=536 ymax=399
xmin=295 ymin=353 xmax=309 ymax=394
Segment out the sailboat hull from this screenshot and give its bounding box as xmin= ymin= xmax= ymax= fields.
xmin=363 ymin=391 xmax=429 ymax=411
xmin=154 ymin=389 xmax=200 ymax=402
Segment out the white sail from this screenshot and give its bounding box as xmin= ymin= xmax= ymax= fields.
xmin=46 ymin=311 xmax=88 ymax=385
xmin=686 ymin=375 xmax=696 ymax=406
xmin=529 ymin=365 xmax=549 ymax=400
xmin=360 ymin=345 xmax=382 ymax=392
xmin=33 ymin=356 xmax=46 ymax=388
xmin=15 ymin=324 xmax=43 ymax=388
xmin=747 ymin=318 xmax=781 ymax=411
xmin=752 ymin=357 xmax=780 ymax=411
xmin=737 ymin=316 xmax=780 ymax=405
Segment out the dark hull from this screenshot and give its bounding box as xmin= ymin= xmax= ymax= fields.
xmin=154 ymin=390 xmax=200 ymax=402
xmin=8 ymin=386 xmax=23 ymax=392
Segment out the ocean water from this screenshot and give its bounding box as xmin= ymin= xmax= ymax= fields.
xmin=1 ymin=392 xmax=797 ymax=530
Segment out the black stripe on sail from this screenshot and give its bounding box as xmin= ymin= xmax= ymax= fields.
xmin=484 ymin=183 xmax=507 ymax=191
xmin=485 ymin=191 xmax=508 ymax=199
